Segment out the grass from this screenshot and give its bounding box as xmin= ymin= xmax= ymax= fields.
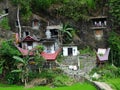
xmin=89 ymin=64 xmax=120 ymax=90
xmin=0 ymin=83 xmax=97 ymax=90
xmin=105 ymin=78 xmax=120 ymax=90
xmin=79 ymin=46 xmax=95 ymax=56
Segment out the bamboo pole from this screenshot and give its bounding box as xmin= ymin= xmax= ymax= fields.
xmin=17 ymin=5 xmax=21 ymax=38
xmin=77 ymin=54 xmax=80 ymax=69
xmin=111 ymin=50 xmax=114 ymax=66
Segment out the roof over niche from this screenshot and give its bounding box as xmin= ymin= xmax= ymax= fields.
xmin=41 ymin=48 xmax=61 ymax=61
xmin=15 ymin=45 xmax=61 ymax=60
xmin=32 ymin=14 xmax=48 ymax=23
xmin=22 ymin=35 xmax=39 ymax=42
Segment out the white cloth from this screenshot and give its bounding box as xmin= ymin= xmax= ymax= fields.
xmin=68 ymin=65 xmax=77 ymax=70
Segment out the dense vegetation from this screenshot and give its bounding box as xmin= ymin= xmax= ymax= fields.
xmin=108 ymin=0 xmax=120 ymax=32
xmin=0 ymin=0 xmax=120 ymax=89
xmin=108 ymin=32 xmax=120 ymax=67
xmin=0 ymin=40 xmax=75 ymax=87
xmin=107 ymin=0 xmax=120 ymax=67
xmin=10 ymin=0 xmax=96 ymax=21
xmin=90 ymin=64 xmax=120 ymax=90
xmin=0 ymin=17 xmax=10 ymax=30
xmin=0 ymin=40 xmax=20 ymax=77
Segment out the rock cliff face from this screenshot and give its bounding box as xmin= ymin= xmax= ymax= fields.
xmin=0 ymin=1 xmax=110 ymax=49
xmin=0 ymin=28 xmax=13 ymax=39
xmin=0 ymin=1 xmax=14 ymax=42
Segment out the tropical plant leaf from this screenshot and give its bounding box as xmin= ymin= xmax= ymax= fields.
xmin=66 ymin=31 xmax=72 ymax=37
xmin=11 ymin=69 xmax=22 ymax=73
xmin=66 ymin=28 xmax=73 ymax=31
xmin=13 ymin=56 xmax=25 ymax=64
xmin=86 ymin=0 xmax=95 ymax=9
xmin=0 ymin=67 xmax=3 ymax=74
xmin=0 ymin=60 xmax=5 ymax=66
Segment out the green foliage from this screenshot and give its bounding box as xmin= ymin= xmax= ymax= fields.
xmin=0 ymin=0 xmax=4 ymax=2
xmin=0 ymin=40 xmax=20 ymax=57
xmin=5 ymin=72 xmax=20 ymax=84
xmin=39 ymin=69 xmax=55 ymax=81
xmin=109 ymin=0 xmax=120 ymax=30
xmin=28 ymin=72 xmax=40 ymax=81
xmin=11 ymin=0 xmax=96 ymax=21
xmin=32 ymin=0 xmax=54 ymax=10
xmin=53 ymin=74 xmax=74 ymax=87
xmin=38 ymin=68 xmax=74 ymax=86
xmin=53 ymin=75 xmax=68 ymax=87
xmin=56 ymin=53 xmax=65 ymax=62
xmin=12 ymin=56 xmax=30 ymax=85
xmin=79 ymin=46 xmax=95 ymax=56
xmin=33 ymin=45 xmax=45 ymax=71
xmin=12 ymin=52 xmax=44 ymax=85
xmin=0 ymin=60 xmax=4 ymax=74
xmin=11 ymin=0 xmax=32 ymax=21
xmin=86 ymin=0 xmax=96 ymax=9
xmin=108 ymin=32 xmax=120 ymax=67
xmin=11 ymin=69 xmax=22 ymax=73
xmin=12 ymin=45 xmax=45 ymax=85
xmin=11 ymin=0 xmax=31 ymax=6
xmin=61 ymin=24 xmax=73 ymax=37
xmin=101 ymin=66 xmax=119 ymax=79
xmin=60 ymin=24 xmax=75 ymax=44
xmin=106 ymin=78 xmax=120 ymax=90
xmin=0 ymin=40 xmax=20 ymax=80
xmin=33 ymin=55 xmax=45 ymax=73
xmin=20 ymin=0 xmax=32 ymax=21
xmin=108 ymin=32 xmax=120 ymax=50
xmin=13 ymin=56 xmax=26 ymax=64
xmin=34 ymin=45 xmax=44 ymax=53
xmin=58 ymin=0 xmax=95 ymax=21
xmin=0 ymin=17 xmax=11 ymax=30
xmin=90 ymin=64 xmax=120 ymax=81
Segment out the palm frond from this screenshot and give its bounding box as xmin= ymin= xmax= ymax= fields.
xmin=13 ymin=56 xmax=25 ymax=64
xmin=66 ymin=28 xmax=74 ymax=31
xmin=11 ymin=69 xmax=22 ymax=73
xmin=66 ymin=31 xmax=72 ymax=37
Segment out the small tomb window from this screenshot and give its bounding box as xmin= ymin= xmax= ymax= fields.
xmin=27 ymin=42 xmax=33 ymax=50
xmin=15 ymin=20 xmax=18 ymax=26
xmin=50 ymin=29 xmax=58 ymax=38
xmin=92 ymin=18 xmax=107 ymax=27
xmin=4 ymin=8 xmax=8 ymax=13
xmin=68 ymin=48 xmax=73 ymax=56
xmin=23 ymin=31 xmax=30 ymax=37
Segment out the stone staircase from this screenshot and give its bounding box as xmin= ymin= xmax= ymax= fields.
xmin=79 ymin=55 xmax=96 ymax=74
xmin=57 ymin=55 xmax=96 ymax=81
xmin=62 ymin=56 xmax=78 ymax=65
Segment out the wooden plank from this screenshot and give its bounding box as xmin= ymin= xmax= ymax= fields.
xmin=90 ymin=27 xmax=106 ymax=29
xmin=46 ymin=25 xmax=62 ymax=30
xmin=89 ymin=16 xmax=107 ymax=19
